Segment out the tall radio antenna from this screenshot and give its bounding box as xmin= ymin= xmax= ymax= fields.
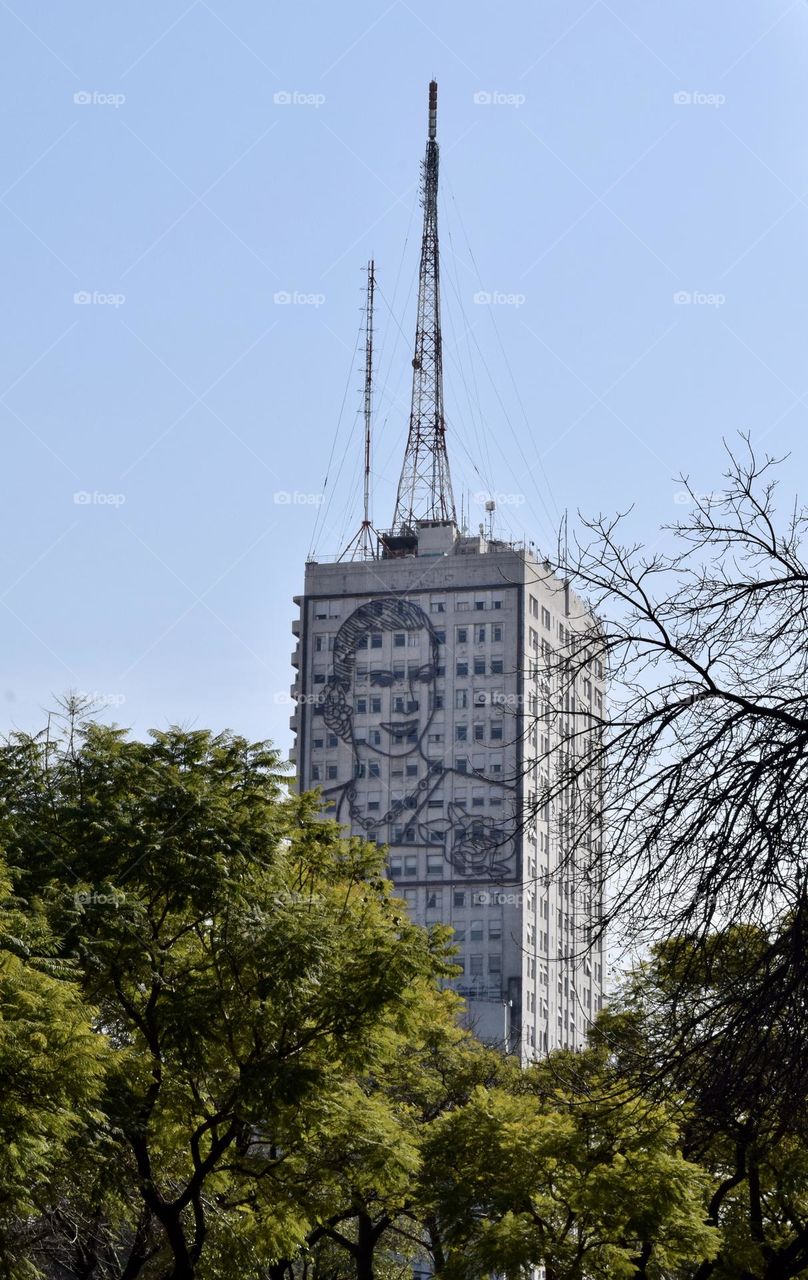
xmin=391 ymin=81 xmax=457 ymax=531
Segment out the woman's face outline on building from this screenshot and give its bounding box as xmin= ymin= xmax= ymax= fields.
xmin=327 ymin=599 xmax=440 ymax=762
xmin=348 ymin=623 xmax=438 ymax=759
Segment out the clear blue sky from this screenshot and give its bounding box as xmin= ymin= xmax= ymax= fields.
xmin=2 ymin=0 xmax=807 ymax=750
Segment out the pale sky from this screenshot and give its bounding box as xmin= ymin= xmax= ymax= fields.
xmin=2 ymin=0 xmax=807 ymax=751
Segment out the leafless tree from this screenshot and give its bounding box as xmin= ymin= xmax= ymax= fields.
xmin=535 ymin=438 xmax=808 ymax=953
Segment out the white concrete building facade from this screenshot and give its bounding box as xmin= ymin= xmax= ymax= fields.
xmin=290 ymin=521 xmax=605 ymax=1060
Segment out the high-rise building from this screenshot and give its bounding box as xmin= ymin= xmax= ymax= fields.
xmin=289 ymin=84 xmax=605 ymax=1060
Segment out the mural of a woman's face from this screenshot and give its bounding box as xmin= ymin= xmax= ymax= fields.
xmin=358 ymin=635 xmax=436 ymax=759
xmin=323 ymin=598 xmax=439 ymax=762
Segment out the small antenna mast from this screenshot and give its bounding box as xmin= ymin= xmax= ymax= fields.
xmin=341 ymin=261 xmax=379 ymax=561
xmin=360 ymin=259 xmax=375 ymax=557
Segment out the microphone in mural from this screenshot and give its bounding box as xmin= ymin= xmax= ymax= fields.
xmin=320 ymin=596 xmax=518 ymax=879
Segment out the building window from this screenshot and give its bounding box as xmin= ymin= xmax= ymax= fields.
xmin=394 ymin=632 xmax=406 ymax=647
xmin=474 ymin=658 xmax=486 ymax=675
xmin=453 ymin=890 xmax=466 ymax=908
xmin=470 ymin=954 xmax=484 ymax=976
xmin=488 ymin=954 xmax=502 ymax=974
xmin=456 ymin=626 xmax=468 ymax=644
xmin=456 ymin=725 xmax=468 ymax=742
xmin=370 ymin=697 xmax=381 ymax=714
xmin=455 ymin=688 xmax=468 ymax=709
xmin=326 ymin=765 xmax=338 ymax=780
xmin=490 ymin=722 xmax=504 ymax=741
xmin=456 ymin=661 xmax=468 ymax=677
xmin=371 ymin=632 xmax=383 ymax=649
xmin=455 ymin=757 xmax=468 ymax=773
xmin=492 ymin=624 xmax=503 ymax=642
xmin=311 ymin=765 xmax=320 ymax=781
xmin=426 ymin=890 xmax=443 ymax=912
xmin=427 ymin=854 xmax=443 ymax=876
xmin=470 ymin=919 xmax=483 ymax=941
xmin=490 ymin=659 xmax=504 ymax=675
xmin=430 ymin=599 xmax=446 ymax=614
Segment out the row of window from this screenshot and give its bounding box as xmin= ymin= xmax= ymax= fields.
xmin=425 ymin=722 xmax=504 ymax=744
xmin=360 ymin=792 xmax=504 ymax=813
xmin=454 ymin=624 xmax=503 ymax=643
xmin=456 ymin=658 xmax=505 ymax=676
xmin=429 ymin=596 xmax=504 ymax=613
xmin=453 ymin=953 xmax=502 ymax=975
xmin=453 ymin=918 xmax=503 ymax=941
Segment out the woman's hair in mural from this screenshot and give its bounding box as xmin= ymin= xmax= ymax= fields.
xmin=321 ymin=596 xmax=440 ymax=739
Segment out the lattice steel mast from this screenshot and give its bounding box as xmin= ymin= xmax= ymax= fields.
xmin=341 ymin=261 xmax=380 ymax=561
xmin=391 ymin=81 xmax=457 ymax=530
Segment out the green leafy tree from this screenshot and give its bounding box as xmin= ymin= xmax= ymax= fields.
xmin=420 ymin=1043 xmax=718 ymax=1280
xmin=0 ymin=711 xmax=453 ymax=1280
xmin=280 ymin=988 xmax=514 ymax=1280
xmin=0 ymin=860 xmax=108 ymax=1279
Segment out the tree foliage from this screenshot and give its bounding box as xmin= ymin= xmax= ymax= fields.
xmin=0 ymin=862 xmax=108 ymax=1279
xmin=421 ymin=1042 xmax=718 ymax=1280
xmin=0 ymin=711 xmax=453 ymax=1280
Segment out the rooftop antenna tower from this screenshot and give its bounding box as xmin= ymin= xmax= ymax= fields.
xmin=391 ymin=81 xmax=457 ymax=531
xmin=341 ymin=260 xmax=380 ymax=561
